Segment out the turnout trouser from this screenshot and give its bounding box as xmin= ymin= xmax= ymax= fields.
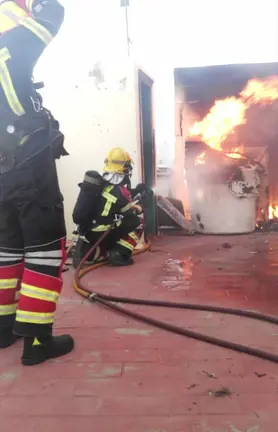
xmin=0 ymin=144 xmax=66 ymax=337
xmin=85 ymin=213 xmax=143 ymax=260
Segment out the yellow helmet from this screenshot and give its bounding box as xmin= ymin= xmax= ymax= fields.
xmin=103 ymin=147 xmax=133 ymax=175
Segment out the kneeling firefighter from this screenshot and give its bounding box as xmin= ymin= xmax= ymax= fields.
xmin=72 ymin=147 xmax=152 ymax=268
xmin=0 ymin=0 xmax=74 ymax=365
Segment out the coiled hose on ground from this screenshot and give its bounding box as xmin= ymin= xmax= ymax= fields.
xmin=73 ymin=228 xmax=278 ymax=363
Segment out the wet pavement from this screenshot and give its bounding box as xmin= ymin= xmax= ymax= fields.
xmin=1 ymin=233 xmax=278 ymax=431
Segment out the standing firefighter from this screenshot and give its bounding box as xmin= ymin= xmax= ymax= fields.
xmin=0 ymin=0 xmax=74 ymax=365
xmin=73 ymin=147 xmax=151 ymax=268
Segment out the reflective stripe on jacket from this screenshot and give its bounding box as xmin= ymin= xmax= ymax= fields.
xmin=0 ymin=0 xmax=64 ymax=115
xmin=0 ymin=1 xmax=53 ymax=44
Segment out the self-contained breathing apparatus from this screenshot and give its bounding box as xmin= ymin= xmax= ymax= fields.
xmin=73 ymin=170 xmax=110 ymax=233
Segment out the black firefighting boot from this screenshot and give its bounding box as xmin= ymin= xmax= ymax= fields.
xmin=0 ymin=326 xmax=19 ymax=349
xmin=21 ymin=334 xmax=74 ymax=366
xmin=108 ymin=250 xmax=134 ymax=267
xmin=73 ymin=237 xmax=105 ymax=268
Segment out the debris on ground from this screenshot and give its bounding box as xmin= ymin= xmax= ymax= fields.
xmin=208 ymin=387 xmax=232 ymax=398
xmin=254 ymin=372 xmax=267 ymax=378
xmin=202 ymin=370 xmax=218 ymax=379
xmin=222 ymin=242 xmax=232 ymax=249
xmin=256 ymin=219 xmax=278 ymax=232
xmin=187 ymin=384 xmax=197 ymax=390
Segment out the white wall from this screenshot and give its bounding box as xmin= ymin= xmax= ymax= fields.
xmin=45 ymin=64 xmax=143 ymax=236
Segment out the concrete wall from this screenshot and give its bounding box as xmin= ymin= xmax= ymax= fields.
xmin=45 ymin=64 xmax=143 ymax=236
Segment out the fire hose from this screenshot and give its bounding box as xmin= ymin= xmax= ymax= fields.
xmin=73 ymin=223 xmax=278 ymax=365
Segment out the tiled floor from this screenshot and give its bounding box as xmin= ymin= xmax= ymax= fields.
xmin=1 ymin=232 xmax=278 ymax=431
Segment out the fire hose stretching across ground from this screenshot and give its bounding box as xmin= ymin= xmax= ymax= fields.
xmin=73 ymin=226 xmax=278 ymax=364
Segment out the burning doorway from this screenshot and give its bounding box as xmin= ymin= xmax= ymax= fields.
xmin=174 ymin=62 xmax=278 ymax=234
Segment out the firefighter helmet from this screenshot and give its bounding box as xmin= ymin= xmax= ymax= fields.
xmin=103 ymin=147 xmax=133 ymax=175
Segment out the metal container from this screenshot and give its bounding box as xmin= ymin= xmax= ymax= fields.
xmin=188 ymin=165 xmax=260 ymax=234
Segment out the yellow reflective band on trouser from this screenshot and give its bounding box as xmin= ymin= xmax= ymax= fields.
xmin=0 ymin=47 xmax=25 ymax=116
xmin=21 ymin=284 xmax=59 ymax=303
xmin=0 ymin=304 xmax=17 ymax=316
xmin=0 ymin=278 xmax=18 ymax=289
xmin=117 ymin=239 xmax=134 ymax=251
xmin=129 ymin=232 xmax=140 ymax=242
xmin=91 ymin=220 xmax=121 ymax=232
xmin=92 ymin=224 xmax=112 ymax=232
xmin=16 ymin=310 xmax=54 ymax=324
xmin=21 ymin=17 xmax=53 ymax=45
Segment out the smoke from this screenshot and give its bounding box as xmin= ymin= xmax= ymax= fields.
xmin=235 ymin=101 xmax=278 ymax=147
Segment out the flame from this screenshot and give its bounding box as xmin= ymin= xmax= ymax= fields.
xmin=190 ymin=98 xmax=246 ymax=151
xmin=189 ymin=76 xmax=278 ymax=155
xmin=225 ymin=152 xmax=242 ymax=159
xmin=269 ymin=205 xmax=278 ymax=219
xmin=225 ymin=147 xmax=242 ymax=159
xmin=241 ymin=77 xmax=278 ymax=104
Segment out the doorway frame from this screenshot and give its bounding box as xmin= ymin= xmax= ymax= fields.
xmin=138 ymin=69 xmax=158 ymax=235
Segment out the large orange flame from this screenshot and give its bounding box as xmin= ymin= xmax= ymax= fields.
xmin=190 ymin=98 xmax=246 ymax=151
xmin=241 ymin=77 xmax=278 ymax=104
xmin=269 ymin=205 xmax=278 ymax=220
xmin=189 ymin=76 xmax=278 ymax=154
